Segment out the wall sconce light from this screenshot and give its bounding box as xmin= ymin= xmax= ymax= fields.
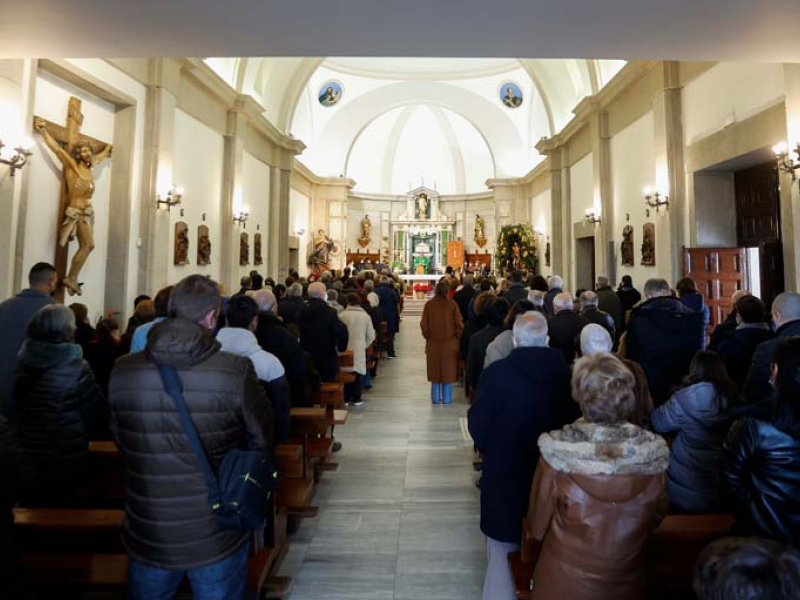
xmin=157 ymin=185 xmax=184 ymax=210
xmin=773 ymin=141 xmax=800 ymax=181
xmin=0 ymin=138 xmax=33 ymax=177
xmin=233 ymin=208 xmax=249 ymax=227
xmin=295 ymin=228 xmax=306 ymax=237
xmin=533 ymin=226 xmax=545 ymax=236
xmin=584 ymin=208 xmax=601 ymax=224
xmin=643 ymin=188 xmax=669 ymax=211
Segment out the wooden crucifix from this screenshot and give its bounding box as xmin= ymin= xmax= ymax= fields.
xmin=33 ymin=96 xmax=112 ymax=299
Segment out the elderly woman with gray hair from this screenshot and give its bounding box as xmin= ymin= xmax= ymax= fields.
xmin=13 ymin=304 xmax=103 ymax=504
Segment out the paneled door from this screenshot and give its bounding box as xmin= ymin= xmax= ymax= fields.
xmin=683 ymin=247 xmax=750 ymax=331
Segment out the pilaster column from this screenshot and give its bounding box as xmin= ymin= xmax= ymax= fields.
xmin=590 ymin=109 xmax=614 ymax=282
xmin=220 ymin=108 xmax=246 ymax=291
xmin=268 ymin=158 xmax=292 ymax=278
xmin=536 ymin=138 xmax=570 ymax=280
xmin=138 ymin=59 xmax=180 ymax=295
xmin=780 ymin=64 xmax=800 ymax=291
xmin=652 ymin=62 xmax=686 ymax=283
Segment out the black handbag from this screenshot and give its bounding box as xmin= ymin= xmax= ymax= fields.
xmin=156 ymin=364 xmax=278 ymax=532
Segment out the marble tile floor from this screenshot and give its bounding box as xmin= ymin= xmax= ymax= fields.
xmin=279 ymin=315 xmax=485 ymax=600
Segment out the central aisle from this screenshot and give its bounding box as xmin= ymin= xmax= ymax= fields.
xmin=280 ymin=315 xmax=485 ymax=600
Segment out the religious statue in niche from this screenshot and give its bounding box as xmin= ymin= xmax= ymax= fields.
xmin=621 ymin=225 xmax=635 ymax=267
xmin=641 ymin=223 xmax=656 ymax=266
xmin=416 ymin=193 xmax=429 ymax=220
xmin=197 ymin=225 xmax=211 ymax=266
xmin=545 ymin=239 xmax=551 ymax=268
xmin=474 ymin=214 xmax=487 ymax=248
xmin=254 ymin=233 xmax=263 ymax=266
xmin=358 ymin=214 xmax=372 ymax=248
xmin=240 ymin=232 xmax=250 ymax=266
xmin=33 ymin=99 xmax=113 ymax=297
xmin=174 ymin=222 xmax=190 ymax=266
xmin=307 ymin=229 xmax=337 ymax=274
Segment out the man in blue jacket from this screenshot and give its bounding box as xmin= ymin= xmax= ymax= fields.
xmin=468 ymin=312 xmax=574 ymax=600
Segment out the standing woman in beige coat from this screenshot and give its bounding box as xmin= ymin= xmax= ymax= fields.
xmin=421 ymin=280 xmax=464 ymax=404
xmin=339 ymin=293 xmax=376 ymax=406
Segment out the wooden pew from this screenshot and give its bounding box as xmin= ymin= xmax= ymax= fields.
xmin=509 ymin=514 xmax=735 ymax=600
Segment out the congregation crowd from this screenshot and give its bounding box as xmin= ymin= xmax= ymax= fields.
xmin=0 ymin=262 xmax=404 ymax=598
xmin=1 ymin=257 xmax=800 ymax=599
xmin=415 ymin=269 xmax=800 ymax=599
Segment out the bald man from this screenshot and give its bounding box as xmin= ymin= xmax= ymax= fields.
xmin=468 ymin=312 xmax=573 ymax=600
xmin=743 ymin=292 xmax=800 ymax=404
xmin=547 ymin=292 xmax=589 ymax=364
xmin=298 ymin=281 xmax=349 ymax=383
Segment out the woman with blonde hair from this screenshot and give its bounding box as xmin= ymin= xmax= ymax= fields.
xmin=420 ymin=280 xmax=464 ymax=404
xmin=524 ymin=352 xmax=669 ymax=599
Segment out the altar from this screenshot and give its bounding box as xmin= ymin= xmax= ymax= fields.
xmin=399 ymin=273 xmax=443 ymax=296
xmin=390 ymin=187 xmax=455 ymax=274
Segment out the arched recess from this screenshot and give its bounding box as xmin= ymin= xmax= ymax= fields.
xmin=315 ymin=81 xmax=519 ymax=178
xmin=344 ymin=102 xmax=496 ymax=195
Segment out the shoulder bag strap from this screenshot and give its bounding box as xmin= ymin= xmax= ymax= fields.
xmin=156 ymin=364 xmax=222 ymax=505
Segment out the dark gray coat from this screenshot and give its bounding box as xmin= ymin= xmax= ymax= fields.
xmin=0 ymin=290 xmax=54 ymax=418
xmin=109 ymin=318 xmax=273 ymax=569
xmin=651 ymin=382 xmax=733 ymax=513
xmin=742 ymin=320 xmax=800 ymax=404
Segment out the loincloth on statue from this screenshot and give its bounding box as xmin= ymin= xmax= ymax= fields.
xmin=61 ymin=206 xmax=95 ymax=241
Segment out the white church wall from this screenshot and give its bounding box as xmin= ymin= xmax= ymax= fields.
xmin=568 ymin=152 xmax=594 ymax=292
xmin=530 ymin=188 xmax=552 ymax=278
xmin=289 ymin=188 xmax=310 ymax=275
xmin=610 ymin=111 xmax=660 ymax=288
xmin=25 ymin=70 xmax=116 ymax=321
xmin=682 ymin=62 xmax=785 ymax=146
xmin=345 ymin=196 xmax=394 ymax=256
xmin=0 ymin=63 xmax=26 ymax=299
xmin=171 ymin=109 xmax=224 ymax=286
xmin=240 ymin=152 xmax=271 ymax=281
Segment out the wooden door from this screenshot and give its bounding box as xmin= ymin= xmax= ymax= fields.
xmin=735 ymin=162 xmax=784 ymax=307
xmin=683 ymin=247 xmax=750 ymax=330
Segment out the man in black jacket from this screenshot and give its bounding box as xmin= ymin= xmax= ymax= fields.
xmin=579 ymin=290 xmax=615 ymax=341
xmin=278 ymin=282 xmax=305 ymax=325
xmin=252 ymin=289 xmax=311 ymax=407
xmin=109 ymin=275 xmax=273 ymax=599
xmin=709 ymin=289 xmax=752 ymax=351
xmin=543 ymin=275 xmax=563 ymax=316
xmin=454 ymin=275 xmax=476 ymax=323
xmin=299 ymin=282 xmax=349 ymax=382
xmin=716 ymin=295 xmax=773 ymax=391
xmin=742 ymin=292 xmax=800 ymax=404
xmin=468 ymin=312 xmax=573 ymax=599
xmin=0 ymin=414 xmax=20 ymax=597
xmin=0 ymin=262 xmax=56 ymax=418
xmin=626 ymin=278 xmax=704 ymax=405
xmin=547 ymin=292 xmax=589 ymax=364
xmin=503 ymin=271 xmax=528 ymax=305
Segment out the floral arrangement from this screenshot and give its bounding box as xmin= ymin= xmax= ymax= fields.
xmin=496 ymin=223 xmax=538 ymax=275
xmin=413 ymin=283 xmax=430 ymax=293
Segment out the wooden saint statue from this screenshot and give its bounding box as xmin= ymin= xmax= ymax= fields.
xmin=197 ymin=225 xmax=211 ymax=266
xmin=545 ymin=239 xmax=551 ymax=267
xmin=240 ymin=232 xmax=250 ymax=266
xmin=641 ymin=223 xmax=656 ymax=266
xmin=34 ymin=97 xmax=113 ymax=297
xmin=254 ymin=233 xmax=263 ymax=266
xmin=174 ymin=222 xmax=190 ymax=266
xmin=621 ymin=225 xmax=635 ymax=267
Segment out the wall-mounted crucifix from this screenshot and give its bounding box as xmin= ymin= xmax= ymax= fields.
xmin=34 ymin=96 xmax=113 ymax=298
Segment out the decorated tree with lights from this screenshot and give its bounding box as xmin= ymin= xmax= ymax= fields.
xmin=496 ymin=224 xmax=538 ymax=276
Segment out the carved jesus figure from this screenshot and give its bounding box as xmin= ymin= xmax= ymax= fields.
xmin=34 ymin=117 xmax=112 ymax=296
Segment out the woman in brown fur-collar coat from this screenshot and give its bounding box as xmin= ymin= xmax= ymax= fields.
xmin=420 ymin=280 xmax=464 ymax=404
xmin=524 ymin=353 xmax=669 ymax=600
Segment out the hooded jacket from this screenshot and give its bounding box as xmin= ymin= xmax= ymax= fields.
xmin=108 ymin=318 xmax=273 ymax=569
xmin=526 ymin=421 xmax=669 ymax=600
xmin=468 ymin=346 xmax=573 ymax=543
xmin=217 ymin=327 xmax=290 ymax=444
xmin=625 ymin=296 xmax=705 ymax=405
xmin=651 ymin=382 xmax=734 ymax=513
xmin=679 ymin=291 xmax=711 ymax=349
xmin=742 ymin=319 xmax=800 ymax=404
xmin=299 ymin=298 xmax=349 ymax=382
xmin=13 ymin=339 xmax=103 ymax=489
